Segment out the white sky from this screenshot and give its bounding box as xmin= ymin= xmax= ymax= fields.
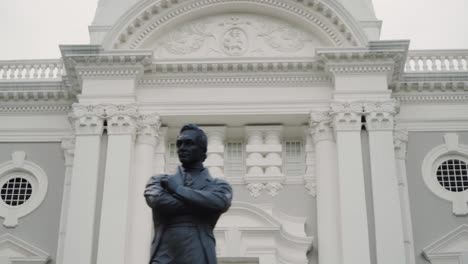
xmin=0 ymin=0 xmax=467 ymax=60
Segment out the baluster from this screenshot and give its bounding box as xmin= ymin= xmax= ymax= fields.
xmin=40 ymin=64 xmax=47 ymax=78
xmin=404 ymin=58 xmax=412 ymax=72
xmin=32 ymin=64 xmax=40 ymax=78
xmin=17 ymin=65 xmax=25 ymax=79
xmin=24 ymin=65 xmax=32 ymax=79
xmin=9 ymin=65 xmax=17 ymax=79
xmin=1 ymin=66 xmax=7 ymax=79
xmin=421 ymin=56 xmax=429 ymax=71
xmin=57 ymin=63 xmax=63 ymax=78
xmin=447 ymin=56 xmax=455 ymax=71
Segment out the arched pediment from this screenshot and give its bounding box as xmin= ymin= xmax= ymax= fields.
xmin=103 ymin=0 xmax=368 ymax=58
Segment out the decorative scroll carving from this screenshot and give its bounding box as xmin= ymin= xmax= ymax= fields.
xmin=310 ymin=111 xmax=334 ymax=143
xmin=104 ymin=104 xmax=139 ymax=135
xmin=246 ymin=183 xmax=265 ymax=198
xmin=155 ymin=14 xmax=317 ymax=58
xmin=363 ymin=101 xmax=399 ymax=131
xmin=61 ymin=137 xmax=76 ymax=167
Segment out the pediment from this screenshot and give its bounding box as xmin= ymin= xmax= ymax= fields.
xmin=423 ymin=225 xmax=468 ymax=256
xmin=142 ymin=13 xmax=329 ymax=59
xmin=0 ymin=234 xmax=49 ymax=264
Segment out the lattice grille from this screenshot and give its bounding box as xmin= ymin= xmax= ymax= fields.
xmin=284 ymin=140 xmax=305 ymax=176
xmin=436 ymin=159 xmax=468 ymax=192
xmin=1 ymin=177 xmax=33 ymax=206
xmin=225 ymin=142 xmax=244 ymax=177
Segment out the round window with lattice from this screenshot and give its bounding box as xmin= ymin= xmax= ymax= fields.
xmin=422 ymin=133 xmax=468 ymax=216
xmin=436 ymin=159 xmax=468 ymax=193
xmin=0 ymin=176 xmax=33 ymax=207
xmin=0 ymin=151 xmax=48 ymax=227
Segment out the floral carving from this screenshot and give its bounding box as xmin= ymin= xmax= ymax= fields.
xmin=160 ymin=23 xmax=213 ymax=55
xmin=258 ymin=23 xmax=309 ymax=52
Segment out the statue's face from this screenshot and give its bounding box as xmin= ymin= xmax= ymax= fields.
xmin=176 ymin=130 xmax=205 ymax=165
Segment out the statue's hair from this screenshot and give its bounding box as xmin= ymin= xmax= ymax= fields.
xmin=179 ymin=124 xmax=208 ymax=154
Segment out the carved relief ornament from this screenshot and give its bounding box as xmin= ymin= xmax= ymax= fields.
xmin=330 ymin=102 xmax=364 ymax=131
xmin=310 ymin=111 xmax=334 ymax=143
xmin=363 ymin=100 xmax=399 ymax=131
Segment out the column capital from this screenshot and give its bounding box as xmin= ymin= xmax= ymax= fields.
xmin=330 ymin=102 xmax=364 ymax=132
xmin=61 ymin=137 xmax=76 ymax=167
xmin=104 ymin=104 xmax=139 ymax=135
xmin=310 ymin=111 xmax=334 ymax=143
xmin=363 ymin=100 xmax=399 ymax=131
xmin=69 ymin=104 xmax=106 ymax=135
xmin=136 ymin=113 xmax=161 ymax=146
xmin=394 ymin=130 xmax=409 ymax=160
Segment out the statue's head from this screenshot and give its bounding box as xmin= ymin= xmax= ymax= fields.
xmin=176 ymin=124 xmax=208 ymax=165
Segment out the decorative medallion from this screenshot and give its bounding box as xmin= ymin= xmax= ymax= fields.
xmin=221 ymin=28 xmax=249 ymax=56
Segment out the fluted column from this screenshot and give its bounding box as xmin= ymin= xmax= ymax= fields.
xmin=394 ymin=130 xmax=416 ymax=264
xmin=56 ymin=137 xmax=75 ymax=264
xmin=203 ymin=126 xmax=226 ymax=178
xmin=63 ymin=104 xmax=105 ymax=264
xmin=126 ymin=113 xmax=161 ymax=264
xmin=330 ymin=102 xmax=371 ymax=264
xmin=310 ymin=111 xmax=340 ymax=264
xmin=97 ymin=104 xmax=138 ymax=264
xmin=364 ymin=101 xmax=406 ymax=264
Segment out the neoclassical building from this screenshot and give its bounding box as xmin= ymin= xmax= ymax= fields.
xmin=0 ymin=0 xmax=467 ymax=263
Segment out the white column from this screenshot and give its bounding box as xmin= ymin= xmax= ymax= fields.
xmin=153 ymin=127 xmax=168 ymax=175
xmin=56 ymin=137 xmax=75 ymax=264
xmin=394 ymin=130 xmax=416 ymax=264
xmin=63 ymin=104 xmax=105 ymax=264
xmin=96 ymin=104 xmax=138 ymax=264
xmin=364 ymin=101 xmax=406 ymax=264
xmin=203 ymin=126 xmax=226 ymax=178
xmin=126 ymin=113 xmax=161 ymax=264
xmin=330 ymin=102 xmax=371 ymax=264
xmin=310 ymin=111 xmax=341 ymax=264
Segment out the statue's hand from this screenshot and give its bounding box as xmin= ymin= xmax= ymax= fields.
xmin=166 ymin=176 xmax=182 ymax=193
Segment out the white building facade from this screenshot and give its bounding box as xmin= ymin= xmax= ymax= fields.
xmin=0 ymin=0 xmax=467 ymax=264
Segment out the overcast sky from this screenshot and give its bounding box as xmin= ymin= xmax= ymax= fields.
xmin=0 ymin=0 xmax=467 ymax=60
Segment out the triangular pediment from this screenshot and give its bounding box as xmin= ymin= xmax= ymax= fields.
xmin=0 ymin=234 xmax=49 ymax=263
xmin=423 ymin=224 xmax=468 ymax=262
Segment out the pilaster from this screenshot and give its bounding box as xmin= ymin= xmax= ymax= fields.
xmin=363 ymin=100 xmax=406 ymax=264
xmin=244 ymin=126 xmax=284 ymax=197
xmin=97 ymin=104 xmax=138 ymax=264
xmin=56 ymin=137 xmax=75 ymax=264
xmin=203 ymin=126 xmax=226 ymax=178
xmin=63 ymin=104 xmax=105 ymax=264
xmin=394 ymin=130 xmax=416 ymax=264
xmin=310 ymin=111 xmax=341 ymax=264
xmin=330 ymin=101 xmax=372 ymax=264
xmin=126 ymin=113 xmax=161 ymax=264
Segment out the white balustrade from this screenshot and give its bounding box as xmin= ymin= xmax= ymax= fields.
xmin=0 ymin=59 xmax=65 ymax=80
xmin=405 ymin=50 xmax=468 ymax=72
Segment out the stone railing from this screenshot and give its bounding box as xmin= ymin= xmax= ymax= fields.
xmin=405 ymin=50 xmax=468 ymax=72
xmin=0 ymin=59 xmax=65 ymax=81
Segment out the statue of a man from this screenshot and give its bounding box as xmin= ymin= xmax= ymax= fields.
xmin=144 ymin=124 xmax=233 ymax=264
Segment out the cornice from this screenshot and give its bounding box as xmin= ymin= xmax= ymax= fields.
xmin=0 ymin=103 xmax=72 ymax=114
xmin=0 ymin=81 xmax=74 ymax=102
xmin=75 ymin=65 xmax=145 ymax=78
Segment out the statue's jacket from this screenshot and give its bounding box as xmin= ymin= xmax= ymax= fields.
xmin=144 ymin=167 xmax=233 ymax=264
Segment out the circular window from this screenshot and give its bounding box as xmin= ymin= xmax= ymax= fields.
xmin=0 ymin=177 xmax=33 ymax=206
xmin=436 ymin=159 xmax=468 ymax=192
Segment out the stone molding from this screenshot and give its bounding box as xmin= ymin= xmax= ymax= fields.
xmin=394 ymin=130 xmax=408 ymax=160
xmin=310 ymin=111 xmax=334 ymax=143
xmin=0 ymin=82 xmax=73 ymax=102
xmin=136 ymin=113 xmax=161 ymax=146
xmin=107 ymin=0 xmax=367 ymax=50
xmin=330 ymin=101 xmax=363 ymax=131
xmin=75 ymin=65 xmax=144 ymax=79
xmin=363 ymin=100 xmax=399 ymax=131
xmin=0 ymin=103 xmax=72 ymax=114
xmin=61 ymin=137 xmax=76 ymax=166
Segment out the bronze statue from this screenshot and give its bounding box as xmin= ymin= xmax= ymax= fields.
xmin=144 ymin=124 xmax=233 ymax=264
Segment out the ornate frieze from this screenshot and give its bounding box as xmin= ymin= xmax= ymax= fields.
xmin=112 ymin=0 xmax=364 ymax=50
xmin=154 ymin=14 xmax=317 ymax=58
xmin=330 ymin=102 xmax=364 ymax=131
xmin=363 ymin=100 xmax=398 ymax=131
